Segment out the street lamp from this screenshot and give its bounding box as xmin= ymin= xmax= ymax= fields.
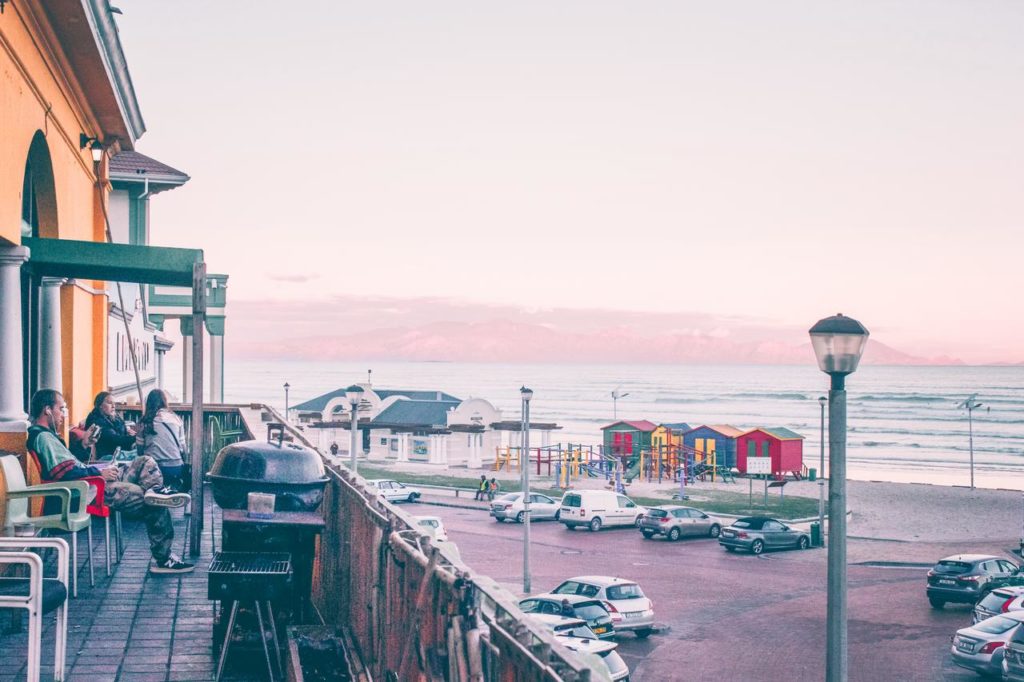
xmin=809 ymin=313 xmax=869 ymax=682
xmin=346 ymin=384 xmax=364 ymax=474
xmin=520 ymin=386 xmax=533 ymax=594
xmin=957 ymin=395 xmax=984 ymax=490
xmin=611 ymin=388 xmax=629 ymax=419
xmin=283 ymin=382 xmax=290 ymax=418
xmin=818 ymin=396 xmax=827 ymax=547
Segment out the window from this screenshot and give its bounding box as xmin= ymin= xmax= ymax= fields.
xmin=562 ymin=494 xmax=581 ymax=508
xmin=380 ymin=438 xmax=388 ymax=446
xmin=617 ymin=496 xmax=634 ymax=508
xmin=520 ymin=600 xmax=539 ymax=613
xmin=747 ymin=441 xmax=756 ymax=458
xmin=554 ymin=582 xmax=582 ymax=595
xmin=606 ymin=584 xmax=644 ymax=600
xmin=762 ymin=441 xmax=770 ymax=458
xmin=672 ymin=509 xmax=687 ymax=519
xmin=579 ymin=585 xmax=600 ymax=598
xmin=763 ymin=521 xmax=783 ymax=531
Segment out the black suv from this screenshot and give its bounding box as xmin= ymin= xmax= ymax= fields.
xmin=926 ymin=554 xmax=1019 ymax=609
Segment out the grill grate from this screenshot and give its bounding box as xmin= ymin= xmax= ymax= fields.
xmin=209 ymin=552 xmax=292 ymax=576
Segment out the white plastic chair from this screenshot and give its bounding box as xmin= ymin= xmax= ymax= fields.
xmin=0 ymin=536 xmax=70 ymax=681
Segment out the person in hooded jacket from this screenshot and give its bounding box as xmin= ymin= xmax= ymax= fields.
xmin=136 ymin=389 xmax=187 ymax=493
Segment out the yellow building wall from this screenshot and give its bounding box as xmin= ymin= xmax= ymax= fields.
xmin=0 ymin=4 xmax=114 ymax=449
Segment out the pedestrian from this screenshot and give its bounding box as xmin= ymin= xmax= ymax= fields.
xmin=487 ymin=477 xmax=499 ymax=501
xmin=27 ymin=389 xmax=193 ymax=574
xmin=136 ymin=389 xmax=187 ymax=493
xmin=330 ymin=442 xmax=339 ymax=456
xmin=474 ymin=474 xmax=487 ymax=501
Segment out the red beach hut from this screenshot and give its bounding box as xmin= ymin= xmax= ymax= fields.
xmin=735 ymin=427 xmax=805 ymax=478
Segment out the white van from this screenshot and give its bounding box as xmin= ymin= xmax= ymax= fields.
xmin=559 ymin=490 xmax=646 ymax=531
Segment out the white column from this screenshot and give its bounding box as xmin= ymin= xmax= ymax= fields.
xmin=541 ymin=429 xmax=551 ymax=448
xmin=155 ymin=350 xmax=165 ymax=390
xmin=209 ymin=334 xmax=224 ymax=403
xmin=468 ymin=433 xmax=481 ymax=469
xmin=0 ymin=246 xmax=30 ymax=430
xmin=182 ymin=336 xmax=192 ymax=402
xmin=37 ymin=277 xmax=66 ymax=392
xmin=397 ymin=433 xmax=409 ymax=462
xmin=441 ymin=435 xmax=449 ymax=465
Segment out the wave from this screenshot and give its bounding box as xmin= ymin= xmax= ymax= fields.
xmin=857 ymin=394 xmax=947 ymax=403
xmin=730 ymin=392 xmax=809 ymax=401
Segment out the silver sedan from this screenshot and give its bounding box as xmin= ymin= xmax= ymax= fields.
xmin=951 ymin=611 xmax=1024 ymax=677
xmin=490 ymin=492 xmax=561 ymax=523
xmin=639 ymin=505 xmax=721 ymax=541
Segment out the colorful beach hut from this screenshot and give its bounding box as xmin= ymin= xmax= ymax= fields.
xmin=682 ymin=425 xmax=743 ymax=469
xmin=601 ymin=420 xmax=657 ymax=457
xmin=736 ymin=427 xmax=805 ymax=477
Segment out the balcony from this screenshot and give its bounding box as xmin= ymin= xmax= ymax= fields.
xmin=1 ymin=404 xmax=593 ymax=681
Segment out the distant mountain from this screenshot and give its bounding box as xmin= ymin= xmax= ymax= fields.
xmin=233 ymin=317 xmax=958 ymax=365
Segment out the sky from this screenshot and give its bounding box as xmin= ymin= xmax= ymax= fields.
xmin=115 ymin=1 xmax=1023 ymax=364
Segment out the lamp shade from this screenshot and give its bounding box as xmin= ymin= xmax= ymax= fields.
xmin=90 ymin=140 xmax=104 ymax=163
xmin=520 ymin=386 xmax=534 ymax=402
xmin=809 ymin=314 xmax=869 ymax=375
xmin=345 ymin=384 xmax=364 ymax=405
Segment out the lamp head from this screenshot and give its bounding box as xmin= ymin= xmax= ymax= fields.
xmin=520 ymin=386 xmax=533 ymax=403
xmin=809 ymin=313 xmax=869 ymax=376
xmin=818 ymin=396 xmax=827 ymax=407
xmin=79 ymin=134 xmax=104 ymax=164
xmin=284 ymin=382 xmax=290 ymax=390
xmin=345 ymin=384 xmax=364 ymax=406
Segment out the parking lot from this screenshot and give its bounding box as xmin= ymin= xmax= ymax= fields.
xmin=418 ymin=503 xmax=984 ymax=681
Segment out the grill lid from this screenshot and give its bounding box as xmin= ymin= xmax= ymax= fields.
xmin=208 ymin=438 xmax=327 ymax=485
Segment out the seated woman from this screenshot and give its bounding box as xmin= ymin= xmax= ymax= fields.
xmin=136 ymin=389 xmax=187 ymax=493
xmin=85 ymin=391 xmax=137 ymax=461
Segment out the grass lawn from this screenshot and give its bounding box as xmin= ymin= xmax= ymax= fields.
xmin=356 ymin=465 xmax=821 ymax=520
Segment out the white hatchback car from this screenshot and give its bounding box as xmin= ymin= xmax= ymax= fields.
xmin=415 ymin=515 xmax=448 ymax=542
xmin=551 ymin=575 xmax=655 ymax=638
xmin=525 ymin=614 xmax=630 ymax=681
xmin=366 ymin=479 xmax=421 ymax=503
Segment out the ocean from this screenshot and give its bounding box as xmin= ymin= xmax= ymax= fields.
xmin=224 ymin=360 xmax=1024 ymax=490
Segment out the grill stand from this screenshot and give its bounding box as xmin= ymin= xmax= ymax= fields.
xmin=214 ymin=600 xmax=282 ymax=682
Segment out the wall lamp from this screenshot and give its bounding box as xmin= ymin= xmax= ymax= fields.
xmin=79 ymin=134 xmax=104 ymax=164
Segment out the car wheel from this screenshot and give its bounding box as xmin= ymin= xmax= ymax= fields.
xmin=709 ymin=524 xmax=721 ymax=538
xmin=634 ymin=515 xmax=644 ymax=528
xmin=516 ymin=511 xmax=525 ymax=524
xmin=797 ymin=536 xmax=810 ymax=550
xmin=635 ymin=628 xmax=653 ymax=639
xmin=589 ymin=517 xmax=602 ymax=532
xmin=641 ymin=530 xmax=654 ymax=539
xmin=929 ymin=598 xmax=945 ymax=610
xmin=407 ymin=493 xmax=416 ymax=503
xmin=566 ymin=524 xmax=576 ymax=531
xmin=751 ymin=540 xmax=764 ymax=555
xmin=668 ymin=527 xmax=681 ymax=542
xmin=554 ymin=510 xmax=560 ymax=521
xmin=724 ymin=546 xmax=736 ymax=552
xmin=494 ymin=516 xmax=503 ymax=523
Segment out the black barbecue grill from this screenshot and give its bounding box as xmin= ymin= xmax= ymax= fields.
xmin=208 ymin=552 xmax=293 ymax=602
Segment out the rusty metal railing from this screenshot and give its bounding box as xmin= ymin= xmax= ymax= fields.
xmin=266 ymin=410 xmax=592 ymax=681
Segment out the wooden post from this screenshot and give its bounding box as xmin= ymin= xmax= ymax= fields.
xmin=189 ymin=261 xmax=206 ymax=557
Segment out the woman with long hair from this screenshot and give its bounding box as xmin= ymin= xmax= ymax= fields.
xmin=137 ymin=389 xmax=186 ymax=491
xmin=85 ymin=391 xmax=136 ymax=460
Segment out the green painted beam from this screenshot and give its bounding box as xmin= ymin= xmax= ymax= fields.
xmin=23 ymin=237 xmax=203 ymax=286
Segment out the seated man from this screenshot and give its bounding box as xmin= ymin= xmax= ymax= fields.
xmin=26 ymin=389 xmax=194 ymax=575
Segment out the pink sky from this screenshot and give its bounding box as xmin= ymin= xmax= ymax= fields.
xmin=113 ymin=2 xmax=1023 ymax=365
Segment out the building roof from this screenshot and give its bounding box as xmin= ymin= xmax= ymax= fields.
xmin=760 ymin=427 xmax=805 ymax=440
xmin=659 ymin=422 xmax=692 ymax=432
xmin=372 ymin=400 xmax=457 ymax=428
xmin=292 ymin=386 xmax=462 ymax=413
xmin=601 ymin=420 xmax=658 ymax=432
xmin=110 ymin=151 xmax=190 ymax=186
xmin=685 ymin=424 xmax=744 ymax=438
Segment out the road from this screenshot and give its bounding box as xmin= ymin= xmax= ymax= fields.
xmin=415 ymin=502 xmax=982 ymax=681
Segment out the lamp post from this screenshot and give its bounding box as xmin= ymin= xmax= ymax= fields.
xmin=611 ymin=389 xmax=629 ymax=419
xmin=809 ymin=313 xmax=869 ymax=682
xmin=520 ymin=386 xmax=533 ymax=594
xmin=284 ymin=382 xmax=290 ymax=418
xmin=957 ymin=395 xmax=983 ymax=490
xmin=818 ymin=395 xmax=827 ymax=546
xmin=346 ymin=384 xmax=364 ymax=474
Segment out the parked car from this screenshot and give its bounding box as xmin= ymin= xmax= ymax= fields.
xmin=639 ymin=505 xmax=721 ymax=541
xmin=926 ymin=554 xmax=1019 ymax=609
xmin=527 ymin=613 xmax=601 ymax=639
xmin=950 ymin=611 xmax=1024 ymax=677
xmin=414 ymin=515 xmax=448 ymax=542
xmin=366 ymin=479 xmax=421 ymax=503
xmin=519 ymin=593 xmax=615 ymax=639
xmin=555 ymin=634 xmax=630 ymax=682
xmin=1002 ymin=617 xmax=1024 ymax=681
xmin=491 ymin=492 xmax=561 ymax=523
xmin=551 ymin=576 xmax=655 ymax=638
xmin=718 ymin=516 xmax=810 ymax=554
xmin=985 ymin=563 xmax=1024 ymax=594
xmin=559 ymin=490 xmax=647 ymax=532
xmin=974 ymin=586 xmax=1024 ymax=624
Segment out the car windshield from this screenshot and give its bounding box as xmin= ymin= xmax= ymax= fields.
xmin=606 ymin=584 xmax=644 ymax=600
xmin=647 ymin=509 xmax=668 ymax=518
xmin=1010 ymin=624 xmax=1024 ymax=644
xmin=733 ymin=518 xmax=764 ymax=529
xmin=554 ymin=623 xmax=598 ymax=639
xmin=974 ymin=616 xmax=1021 ymax=634
xmin=935 ymin=561 xmax=973 ymax=575
xmin=563 ymin=494 xmax=581 ymax=508
xmin=979 ymin=592 xmax=1014 ymax=611
xmin=418 ymin=519 xmax=439 ymax=528
xmin=574 ymin=603 xmax=609 ymax=620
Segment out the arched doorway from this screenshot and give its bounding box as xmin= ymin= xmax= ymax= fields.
xmin=20 ymin=131 xmax=59 ymax=407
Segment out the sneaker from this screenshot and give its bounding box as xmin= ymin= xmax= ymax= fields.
xmin=144 ymin=486 xmax=190 ymax=508
xmin=150 ymin=554 xmax=194 ymax=574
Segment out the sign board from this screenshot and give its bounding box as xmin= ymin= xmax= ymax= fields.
xmin=747 ymin=457 xmax=772 ymax=475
